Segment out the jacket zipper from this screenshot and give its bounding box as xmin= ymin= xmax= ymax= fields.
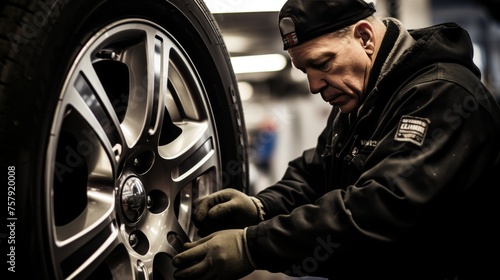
xmin=336 ymin=108 xmax=373 ymax=158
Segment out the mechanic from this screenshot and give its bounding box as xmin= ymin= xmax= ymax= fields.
xmin=172 ymin=0 xmax=500 ymax=279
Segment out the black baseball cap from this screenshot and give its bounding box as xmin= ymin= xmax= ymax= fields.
xmin=279 ymin=0 xmax=376 ymax=50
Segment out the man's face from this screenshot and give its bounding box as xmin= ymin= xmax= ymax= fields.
xmin=288 ymin=29 xmax=371 ymax=114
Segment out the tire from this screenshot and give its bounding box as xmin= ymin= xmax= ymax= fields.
xmin=0 ymin=0 xmax=248 ymax=279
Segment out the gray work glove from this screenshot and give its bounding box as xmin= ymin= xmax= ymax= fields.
xmin=193 ymin=188 xmax=263 ymax=237
xmin=172 ymin=229 xmax=255 ymax=280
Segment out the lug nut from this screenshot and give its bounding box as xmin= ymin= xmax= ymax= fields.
xmin=129 ymin=233 xmax=139 ymax=248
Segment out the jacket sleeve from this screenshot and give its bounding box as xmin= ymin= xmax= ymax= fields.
xmin=254 ymin=107 xmax=339 ymax=217
xmin=246 ymin=75 xmax=500 ymax=274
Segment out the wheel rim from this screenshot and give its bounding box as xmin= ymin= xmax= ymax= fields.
xmin=45 ymin=19 xmax=221 ymax=279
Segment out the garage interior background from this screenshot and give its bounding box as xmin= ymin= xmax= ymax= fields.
xmin=204 ymin=1 xmax=500 ymax=279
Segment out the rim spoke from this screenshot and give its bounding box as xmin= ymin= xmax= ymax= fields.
xmin=118 ymin=26 xmax=167 ymax=147
xmin=79 ymin=55 xmax=126 ymax=149
xmin=53 ymin=213 xmax=120 ymax=279
xmin=61 ymin=85 xmax=120 ymax=165
xmin=159 ymin=121 xmax=217 ymax=181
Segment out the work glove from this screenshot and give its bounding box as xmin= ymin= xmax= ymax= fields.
xmin=172 ymin=229 xmax=255 ymax=280
xmin=193 ymin=188 xmax=264 ymax=236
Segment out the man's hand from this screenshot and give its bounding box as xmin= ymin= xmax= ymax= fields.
xmin=193 ymin=188 xmax=261 ymax=236
xmin=172 ymin=229 xmax=254 ymax=280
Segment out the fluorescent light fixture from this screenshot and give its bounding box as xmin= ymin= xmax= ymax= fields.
xmin=204 ymin=0 xmax=287 ymax=13
xmin=205 ymin=0 xmax=375 ymax=13
xmin=231 ymin=54 xmax=287 ymax=74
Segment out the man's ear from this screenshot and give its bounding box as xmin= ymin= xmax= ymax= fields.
xmin=354 ymin=21 xmax=375 ymax=55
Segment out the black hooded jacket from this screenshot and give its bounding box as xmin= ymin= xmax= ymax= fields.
xmin=246 ymin=18 xmax=500 ymax=279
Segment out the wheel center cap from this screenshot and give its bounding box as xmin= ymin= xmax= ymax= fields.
xmin=121 ymin=176 xmax=146 ymax=222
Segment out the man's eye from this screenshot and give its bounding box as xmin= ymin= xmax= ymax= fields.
xmin=315 ymin=60 xmax=330 ymax=71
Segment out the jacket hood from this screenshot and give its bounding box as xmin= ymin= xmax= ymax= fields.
xmin=377 ymin=21 xmax=481 ymax=93
xmin=408 ymin=22 xmax=479 ymax=75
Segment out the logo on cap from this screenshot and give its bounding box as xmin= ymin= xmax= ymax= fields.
xmin=280 ymin=17 xmax=299 ymax=49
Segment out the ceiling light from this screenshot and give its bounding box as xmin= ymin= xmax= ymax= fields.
xmin=231 ymin=54 xmax=287 ymax=74
xmin=205 ymin=0 xmax=376 ymax=13
xmin=204 ymin=0 xmax=287 ymax=13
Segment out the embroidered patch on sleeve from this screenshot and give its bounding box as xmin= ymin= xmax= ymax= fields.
xmin=394 ymin=115 xmax=430 ymax=146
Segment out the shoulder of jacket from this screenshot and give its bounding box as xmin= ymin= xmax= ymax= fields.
xmin=399 ymin=62 xmax=479 ymax=92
